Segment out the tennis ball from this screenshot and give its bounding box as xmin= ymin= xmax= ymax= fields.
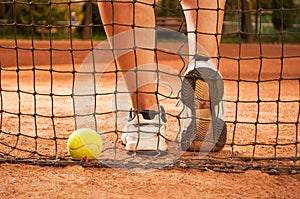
xmin=67 ymin=128 xmax=103 ymax=160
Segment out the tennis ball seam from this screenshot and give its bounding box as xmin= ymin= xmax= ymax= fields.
xmin=69 ymin=143 xmax=102 ymax=151
xmin=77 ymin=131 xmax=102 ymax=155
xmin=67 ymin=128 xmax=103 ymax=160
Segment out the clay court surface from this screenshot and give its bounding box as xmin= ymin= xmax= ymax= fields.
xmin=0 ymin=40 xmax=300 ymax=198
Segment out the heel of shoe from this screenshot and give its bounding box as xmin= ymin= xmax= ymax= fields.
xmin=181 ymin=65 xmax=227 ymax=152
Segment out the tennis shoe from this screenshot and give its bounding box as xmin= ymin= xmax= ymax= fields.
xmin=121 ymin=106 xmax=168 ymax=152
xmin=181 ymin=55 xmax=227 ymax=152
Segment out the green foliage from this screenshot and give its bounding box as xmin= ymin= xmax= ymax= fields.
xmin=156 ymin=0 xmax=181 ymax=17
xmin=272 ymin=0 xmax=297 ymax=31
xmin=15 ymin=0 xmax=67 ymax=24
xmin=0 ymin=2 xmax=11 ymax=19
xmin=252 ymin=0 xmax=273 ymax=9
xmin=225 ymin=0 xmax=239 ymax=10
xmin=0 ymin=0 xmax=69 ymax=38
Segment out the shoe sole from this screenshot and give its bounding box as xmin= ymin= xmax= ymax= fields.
xmin=123 ymin=132 xmax=168 ymax=152
xmin=181 ymin=67 xmax=227 ymax=152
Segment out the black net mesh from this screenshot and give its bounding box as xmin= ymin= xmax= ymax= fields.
xmin=0 ymin=0 xmax=299 ymax=174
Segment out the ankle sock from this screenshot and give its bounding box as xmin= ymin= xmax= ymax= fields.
xmin=139 ymin=110 xmax=157 ymax=120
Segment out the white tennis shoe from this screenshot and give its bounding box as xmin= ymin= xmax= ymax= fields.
xmin=121 ymin=106 xmax=168 ymax=152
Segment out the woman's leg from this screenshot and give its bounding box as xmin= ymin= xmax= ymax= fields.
xmin=181 ymin=0 xmax=226 ymax=60
xmin=98 ymin=0 xmax=158 ymax=112
xmin=97 ymin=1 xmax=168 ymax=152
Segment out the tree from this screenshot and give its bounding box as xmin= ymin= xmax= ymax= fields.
xmin=241 ymin=0 xmax=255 ymax=42
xmin=80 ymin=1 xmax=102 ymax=40
xmin=0 ymin=3 xmax=11 ymax=20
xmin=272 ymin=0 xmax=297 ymax=31
xmin=224 ymin=0 xmax=255 ymax=42
xmin=81 ymin=0 xmax=92 ymax=40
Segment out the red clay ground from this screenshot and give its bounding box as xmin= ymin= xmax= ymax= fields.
xmin=0 ymin=40 xmax=300 ymax=198
xmin=1 ymin=164 xmax=300 ymax=198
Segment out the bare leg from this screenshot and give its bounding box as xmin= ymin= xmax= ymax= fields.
xmin=180 ymin=0 xmax=226 ymax=61
xmin=98 ymin=0 xmax=158 ymax=111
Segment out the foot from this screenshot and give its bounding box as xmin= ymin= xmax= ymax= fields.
xmin=181 ymin=55 xmax=227 ymax=152
xmin=121 ymin=106 xmax=168 ymax=152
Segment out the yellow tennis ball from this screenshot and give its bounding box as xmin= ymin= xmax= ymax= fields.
xmin=67 ymin=128 xmax=103 ymax=160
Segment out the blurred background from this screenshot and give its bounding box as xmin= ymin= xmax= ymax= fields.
xmin=0 ymin=0 xmax=299 ymax=43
